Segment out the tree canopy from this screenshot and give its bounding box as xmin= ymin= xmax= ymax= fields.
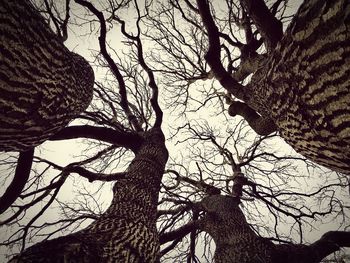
xmin=0 ymin=0 xmax=349 ymax=262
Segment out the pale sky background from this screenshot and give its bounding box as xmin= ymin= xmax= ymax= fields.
xmin=1 ymin=0 xmax=349 ymax=262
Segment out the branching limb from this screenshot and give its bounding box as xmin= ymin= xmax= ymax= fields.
xmin=188 ymin=210 xmax=199 ymax=262
xmin=113 ymin=1 xmax=163 ymax=128
xmin=11 ymin=176 xmax=66 ymax=253
xmin=196 ymin=0 xmax=247 ymax=101
xmin=274 ymin=231 xmax=350 ymax=263
xmin=310 ymin=231 xmax=350 ymax=262
xmin=35 ymin=146 xmax=127 ymax=183
xmin=165 ymin=169 xmax=221 ymax=195
xmin=0 ymin=148 xmax=34 ymax=214
xmin=240 ymin=0 xmax=283 ymax=51
xmin=43 ymin=0 xmax=70 ymax=41
xmin=50 ymin=125 xmax=143 ymax=152
xmin=228 ymin=101 xmax=277 ymax=135
xmin=0 ymin=171 xmax=68 ymax=226
xmin=159 ymin=237 xmax=183 ymax=258
xmin=65 ymin=166 xmax=126 ymax=183
xmin=160 ymin=220 xmax=199 ymax=244
xmin=74 ymin=0 xmax=142 ymax=132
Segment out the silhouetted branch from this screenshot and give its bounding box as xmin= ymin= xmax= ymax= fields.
xmin=75 ymin=0 xmax=142 ymax=132
xmin=228 ymin=101 xmax=277 ymax=135
xmin=113 ymin=2 xmax=163 ymax=128
xmin=240 ymin=0 xmax=283 ymax=51
xmin=0 ymin=148 xmax=34 ymax=214
xmin=196 ymin=0 xmax=247 ymax=101
xmin=165 ymin=169 xmax=221 ymax=195
xmin=50 ymin=125 xmax=143 ymax=152
xmin=43 ymin=0 xmax=71 ymax=41
xmin=160 ymin=220 xmax=199 ymax=244
xmin=310 ymin=231 xmax=350 ymax=262
xmin=65 ymin=166 xmax=126 ymax=182
xmin=274 ymin=231 xmax=350 ymax=263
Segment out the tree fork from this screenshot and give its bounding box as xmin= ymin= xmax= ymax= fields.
xmin=247 ymin=0 xmax=350 ymax=174
xmin=198 ymin=0 xmax=350 ymax=174
xmin=9 ymin=128 xmax=169 ymax=262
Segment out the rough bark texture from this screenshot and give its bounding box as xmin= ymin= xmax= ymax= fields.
xmin=228 ymin=101 xmax=277 ymax=135
xmin=0 ymin=0 xmax=94 ymax=152
xmin=199 ymin=195 xmax=276 ymax=263
xmin=199 ymin=195 xmax=350 ymax=263
xmin=9 ymin=128 xmax=168 ymax=262
xmin=245 ymin=0 xmax=350 ymax=174
xmin=198 ymin=0 xmax=350 ymax=174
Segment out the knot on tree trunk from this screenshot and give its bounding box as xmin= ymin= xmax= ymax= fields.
xmin=228 ymin=101 xmax=277 ymax=135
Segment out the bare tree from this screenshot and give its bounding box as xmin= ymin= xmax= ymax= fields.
xmin=2 ymin=0 xmax=168 ymax=261
xmin=146 ymin=0 xmax=350 ymax=174
xmin=0 ymin=0 xmax=349 ymax=263
xmin=0 ymin=0 xmax=94 ymax=151
xmin=157 ymin=121 xmax=349 ymax=262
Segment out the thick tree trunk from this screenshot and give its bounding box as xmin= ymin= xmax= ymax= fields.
xmin=9 ymin=128 xmax=168 ymax=262
xmin=199 ymin=195 xmax=276 ymax=263
xmin=198 ymin=0 xmax=350 ymax=174
xmin=0 ymin=0 xmax=94 ymax=152
xmin=199 ymin=195 xmax=350 ymax=263
xmin=246 ymin=0 xmax=350 ymax=173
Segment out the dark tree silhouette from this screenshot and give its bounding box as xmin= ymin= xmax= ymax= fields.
xmin=3 ymin=0 xmax=169 ymax=261
xmin=158 ymin=122 xmax=349 ymax=262
xmin=9 ymin=128 xmax=168 ymax=262
xmin=147 ymin=0 xmax=350 ymax=174
xmin=0 ymin=0 xmax=349 ymax=263
xmin=197 ymin=0 xmax=350 ymax=174
xmin=0 ymin=0 xmax=94 ymax=152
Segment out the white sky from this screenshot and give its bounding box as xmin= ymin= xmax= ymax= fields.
xmin=1 ymin=0 xmax=349 ymax=262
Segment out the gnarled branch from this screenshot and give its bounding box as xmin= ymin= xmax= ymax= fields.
xmin=196 ymin=0 xmax=247 ymax=101
xmin=0 ymin=148 xmax=34 ymax=214
xmin=75 ymin=0 xmax=142 ymax=132
xmin=50 ymin=125 xmax=143 ymax=152
xmin=240 ymin=0 xmax=283 ymax=51
xmin=228 ymin=101 xmax=277 ymax=135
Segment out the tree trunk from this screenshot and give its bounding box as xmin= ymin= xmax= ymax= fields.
xmin=10 ymin=128 xmax=168 ymax=262
xmin=0 ymin=0 xmax=94 ymax=152
xmin=199 ymin=195 xmax=350 ymax=263
xmin=245 ymin=0 xmax=350 ymax=173
xmin=199 ymin=195 xmax=276 ymax=263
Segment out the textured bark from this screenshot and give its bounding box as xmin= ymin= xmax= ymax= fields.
xmin=245 ymin=0 xmax=350 ymax=174
xmin=0 ymin=0 xmax=94 ymax=152
xmin=199 ymin=195 xmax=276 ymax=263
xmin=228 ymin=101 xmax=277 ymax=135
xmin=199 ymin=195 xmax=350 ymax=263
xmin=199 ymin=0 xmax=350 ymax=174
xmin=9 ymin=128 xmax=168 ymax=262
